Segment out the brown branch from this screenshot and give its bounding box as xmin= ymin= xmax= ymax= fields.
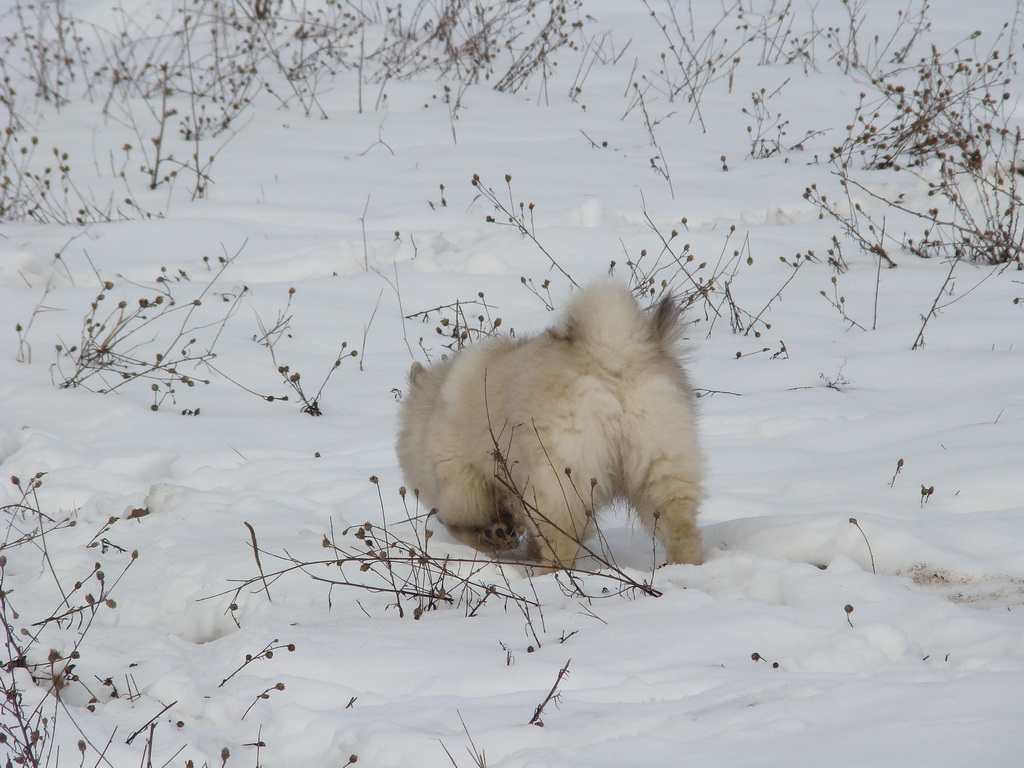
xmin=528 ymin=659 xmax=571 ymax=726
xmin=244 ymin=521 xmax=272 ymax=602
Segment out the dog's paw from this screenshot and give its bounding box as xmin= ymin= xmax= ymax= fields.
xmin=444 ymin=517 xmax=525 ymax=554
xmin=479 ymin=520 xmax=524 ymax=551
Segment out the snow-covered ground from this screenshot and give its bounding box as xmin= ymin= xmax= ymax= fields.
xmin=2 ymin=1 xmax=1023 ymax=765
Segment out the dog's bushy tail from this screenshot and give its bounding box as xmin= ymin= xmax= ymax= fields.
xmin=554 ymin=282 xmax=683 ymax=366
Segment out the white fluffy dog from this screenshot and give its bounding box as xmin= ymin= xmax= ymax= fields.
xmin=396 ymin=282 xmax=704 ymax=571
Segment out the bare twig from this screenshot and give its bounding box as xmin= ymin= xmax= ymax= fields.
xmin=848 ymin=518 xmax=876 ymax=575
xmin=244 ymin=521 xmax=272 ymax=602
xmin=528 ymin=659 xmax=571 ymax=726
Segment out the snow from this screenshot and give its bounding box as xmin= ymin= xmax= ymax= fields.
xmin=2 ymin=0 xmax=1023 ymax=766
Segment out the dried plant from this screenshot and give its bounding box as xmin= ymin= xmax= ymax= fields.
xmin=371 ymin=0 xmax=583 ymax=98
xmin=53 ymin=246 xmax=247 ymax=409
xmin=641 ymin=0 xmax=747 ymax=132
xmin=472 ymin=173 xmax=580 ymax=287
xmin=406 ymin=292 xmax=505 ymax=357
xmin=1 ymin=473 xmax=138 ymax=768
xmin=527 ymin=659 xmax=571 ymax=726
xmin=212 ymin=480 xmax=539 ymax=623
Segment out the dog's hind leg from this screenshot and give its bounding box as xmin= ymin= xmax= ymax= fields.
xmin=621 ymin=375 xmax=704 ymax=566
xmin=518 ymin=477 xmax=591 ymax=572
xmin=629 ymin=462 xmax=703 ymax=565
xmin=531 ymin=522 xmax=585 ymax=572
xmin=622 ymin=423 xmax=704 ymax=565
xmin=640 ymin=497 xmax=702 ymax=565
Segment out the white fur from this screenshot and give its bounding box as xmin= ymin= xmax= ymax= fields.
xmin=396 ymin=282 xmax=704 ymax=571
